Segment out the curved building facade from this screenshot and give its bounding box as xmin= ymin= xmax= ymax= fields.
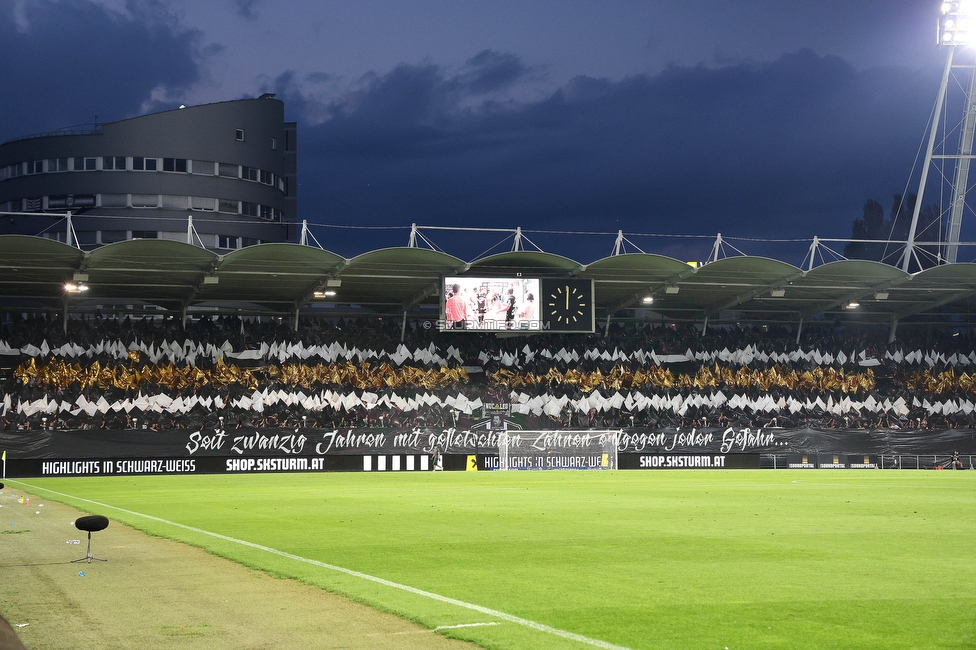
xmin=0 ymin=96 xmax=297 ymax=250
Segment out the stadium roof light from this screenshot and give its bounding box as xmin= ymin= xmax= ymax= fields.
xmin=940 ymin=0 xmax=976 ymax=46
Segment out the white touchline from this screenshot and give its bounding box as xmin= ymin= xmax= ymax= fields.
xmin=435 ymin=622 xmax=501 ymax=631
xmin=16 ymin=481 xmax=631 ymax=650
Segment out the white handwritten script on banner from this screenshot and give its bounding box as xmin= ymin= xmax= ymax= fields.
xmin=181 ymin=426 xmax=780 ymax=456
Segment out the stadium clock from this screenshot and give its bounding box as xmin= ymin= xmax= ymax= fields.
xmin=541 ymin=278 xmax=594 ymax=332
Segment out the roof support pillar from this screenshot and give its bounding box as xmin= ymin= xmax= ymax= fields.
xmin=65 ymin=211 xmax=79 ymax=249
xmin=293 ymin=306 xmax=300 ymax=333
xmin=795 ymin=318 xmax=803 ymax=346
xmin=61 ymin=293 xmax=68 ymax=335
xmin=888 ymin=316 xmax=898 ymax=344
xmin=181 ymin=305 xmax=188 ymax=330
xmin=401 ymin=311 xmax=408 ymax=343
xmin=185 ymin=214 xmax=205 ymax=248
xmin=612 ymin=230 xmax=624 ymax=256
xmin=701 ymin=315 xmax=708 ymax=337
xmin=708 ymin=233 xmax=722 ymax=263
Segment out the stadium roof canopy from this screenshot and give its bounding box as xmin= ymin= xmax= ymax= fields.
xmin=3 ymin=235 xmax=976 ymax=329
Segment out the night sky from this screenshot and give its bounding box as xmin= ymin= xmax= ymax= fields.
xmin=0 ymin=1 xmax=952 ymax=263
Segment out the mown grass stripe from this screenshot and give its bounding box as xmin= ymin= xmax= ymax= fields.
xmin=14 ymin=480 xmax=631 ymax=650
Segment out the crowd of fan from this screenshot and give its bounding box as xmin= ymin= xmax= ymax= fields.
xmin=3 ymin=312 xmax=976 ymax=432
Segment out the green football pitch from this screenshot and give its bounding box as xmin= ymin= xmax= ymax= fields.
xmin=14 ymin=470 xmax=976 ymax=649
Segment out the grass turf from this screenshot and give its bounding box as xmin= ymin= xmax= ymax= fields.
xmin=14 ymin=470 xmax=976 ymax=649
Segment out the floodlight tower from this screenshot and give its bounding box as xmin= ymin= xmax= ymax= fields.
xmin=902 ymin=1 xmax=976 ymax=270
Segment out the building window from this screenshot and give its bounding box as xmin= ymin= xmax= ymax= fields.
xmin=218 ymin=199 xmax=239 ymax=214
xmin=74 ymin=157 xmax=96 ymax=171
xmin=131 ymin=194 xmax=159 ymax=208
xmin=9 ymin=162 xmax=25 ymax=177
xmin=191 ymin=196 xmax=215 ymax=211
xmin=162 ymin=195 xmax=188 ymax=210
xmin=132 ymin=230 xmax=159 ymax=240
xmin=48 ymin=158 xmax=68 ymax=172
xmin=75 ymin=231 xmax=98 ymax=246
xmin=235 ymin=129 xmax=245 ymax=141
xmin=28 ymin=160 xmax=44 ymax=174
xmin=162 ymin=158 xmax=188 ymax=172
xmin=100 ymin=194 xmax=128 ymax=208
xmin=242 ymin=202 xmax=259 ymax=217
xmin=242 ymin=166 xmax=258 ymax=182
xmin=191 ymin=160 xmax=215 ymax=175
xmin=102 ymin=156 xmax=126 ymax=170
xmin=218 ymin=235 xmax=240 ymax=250
xmin=132 ymin=157 xmax=158 ymax=171
xmin=260 ymin=205 xmax=277 ymax=221
xmin=100 ymin=230 xmax=127 ymax=244
xmin=241 ymin=237 xmax=261 ymax=248
xmin=218 ymin=163 xmax=239 ymax=178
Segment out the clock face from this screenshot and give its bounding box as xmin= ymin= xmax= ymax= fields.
xmin=541 ymin=279 xmax=593 ymax=331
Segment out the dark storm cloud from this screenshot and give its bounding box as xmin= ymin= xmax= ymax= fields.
xmin=288 ymin=49 xmax=939 ymax=261
xmin=231 ymin=0 xmax=264 ymax=20
xmin=457 ymin=50 xmax=531 ymax=95
xmin=0 ymin=0 xmax=205 ymax=143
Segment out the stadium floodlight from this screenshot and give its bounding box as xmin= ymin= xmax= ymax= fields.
xmin=940 ymin=1 xmax=975 ymax=46
xmin=64 ymin=282 xmax=88 ymax=292
xmin=642 ymin=296 xmax=654 ymax=304
xmin=847 ymin=301 xmax=860 ymax=309
xmin=906 ymin=2 xmax=976 ymax=269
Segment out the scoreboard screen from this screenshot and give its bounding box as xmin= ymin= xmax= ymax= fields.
xmin=441 ymin=277 xmax=593 ymax=333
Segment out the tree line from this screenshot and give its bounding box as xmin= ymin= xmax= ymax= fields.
xmin=843 ymin=194 xmax=941 ymax=268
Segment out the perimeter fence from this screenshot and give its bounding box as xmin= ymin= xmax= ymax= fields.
xmin=760 ymin=454 xmax=975 ymax=470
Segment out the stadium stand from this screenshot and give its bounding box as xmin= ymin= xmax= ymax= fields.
xmin=3 ymin=313 xmax=976 ymax=431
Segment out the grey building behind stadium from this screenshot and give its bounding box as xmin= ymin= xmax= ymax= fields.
xmin=0 ymin=95 xmax=296 ymax=250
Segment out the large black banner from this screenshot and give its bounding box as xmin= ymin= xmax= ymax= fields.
xmin=2 ymin=426 xmax=973 ymax=476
